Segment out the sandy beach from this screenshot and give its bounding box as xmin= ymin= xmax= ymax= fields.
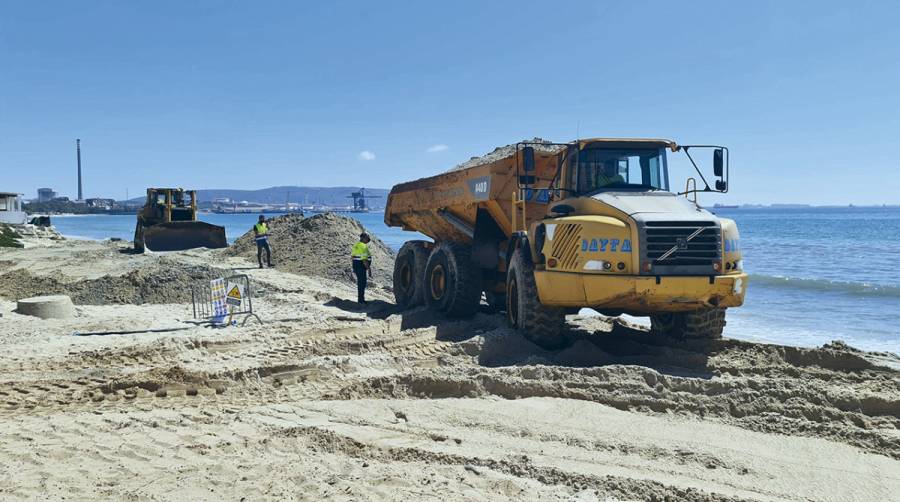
xmin=1 ymin=236 xmax=898 ymax=501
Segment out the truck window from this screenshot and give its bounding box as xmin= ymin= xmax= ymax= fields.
xmin=575 ymin=148 xmax=668 ymax=193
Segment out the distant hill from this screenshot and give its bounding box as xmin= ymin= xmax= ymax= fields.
xmin=124 ymin=186 xmax=390 ymax=208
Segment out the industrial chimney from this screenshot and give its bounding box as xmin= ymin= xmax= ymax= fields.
xmin=76 ymin=139 xmax=83 ymax=201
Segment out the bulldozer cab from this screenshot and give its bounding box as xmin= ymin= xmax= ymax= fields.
xmin=145 ymin=188 xmax=197 ymax=224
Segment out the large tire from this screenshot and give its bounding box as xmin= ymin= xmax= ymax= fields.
xmin=484 ymin=290 xmax=507 ymax=313
xmin=393 ymin=240 xmax=430 ymax=308
xmin=506 ymin=247 xmax=566 ymax=349
xmin=424 ymin=242 xmax=482 ymax=318
xmin=650 ymin=308 xmax=726 ymax=340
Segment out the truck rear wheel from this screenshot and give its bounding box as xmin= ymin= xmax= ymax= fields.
xmin=650 ymin=308 xmax=726 ymax=340
xmin=393 ymin=240 xmax=430 ymax=308
xmin=424 ymin=242 xmax=481 ymax=317
xmin=506 ymin=248 xmax=566 ymax=349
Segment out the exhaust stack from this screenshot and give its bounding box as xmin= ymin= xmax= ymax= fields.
xmin=76 ymin=139 xmax=83 ymax=201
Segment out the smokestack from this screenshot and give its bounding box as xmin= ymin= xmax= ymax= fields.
xmin=76 ymin=139 xmax=83 ymax=201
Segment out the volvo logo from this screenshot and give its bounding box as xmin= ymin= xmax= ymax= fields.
xmin=657 ymin=227 xmax=705 ymax=262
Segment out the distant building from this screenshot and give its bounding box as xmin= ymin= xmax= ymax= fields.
xmin=37 ymin=188 xmax=58 ymax=202
xmin=52 ymin=196 xmax=71 ymax=203
xmin=0 ymin=192 xmax=26 ymax=224
xmin=85 ymin=198 xmax=115 ymax=210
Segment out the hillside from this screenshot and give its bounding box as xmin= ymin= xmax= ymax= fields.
xmin=124 ymin=186 xmax=390 ymax=208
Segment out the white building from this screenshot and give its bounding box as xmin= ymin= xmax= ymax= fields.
xmin=0 ymin=192 xmax=26 ymax=225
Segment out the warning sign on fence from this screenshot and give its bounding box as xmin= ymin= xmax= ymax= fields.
xmin=210 ymin=278 xmax=227 ymax=317
xmin=192 ymin=274 xmax=261 ymax=327
xmin=226 ymin=282 xmax=244 ymax=307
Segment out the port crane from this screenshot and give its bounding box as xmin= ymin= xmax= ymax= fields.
xmin=347 ymin=188 xmax=380 ymax=212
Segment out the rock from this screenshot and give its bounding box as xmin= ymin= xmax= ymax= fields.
xmin=16 ymin=295 xmax=74 ymax=319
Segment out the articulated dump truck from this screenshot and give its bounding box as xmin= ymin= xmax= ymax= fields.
xmin=384 ymin=138 xmax=747 ymax=348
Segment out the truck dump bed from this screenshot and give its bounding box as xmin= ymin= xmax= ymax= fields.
xmin=384 ymin=144 xmax=564 ymax=243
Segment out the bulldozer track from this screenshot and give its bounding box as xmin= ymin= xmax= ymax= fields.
xmin=0 ymin=318 xmax=450 ymax=418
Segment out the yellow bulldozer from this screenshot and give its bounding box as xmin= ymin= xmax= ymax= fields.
xmin=385 ymin=138 xmax=747 ymax=348
xmin=133 ymin=188 xmax=227 ymax=252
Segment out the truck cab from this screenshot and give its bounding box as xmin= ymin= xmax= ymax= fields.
xmin=518 ymin=139 xmax=746 ymax=343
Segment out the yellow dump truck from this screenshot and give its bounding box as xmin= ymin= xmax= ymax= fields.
xmin=384 ymin=138 xmax=747 ymax=347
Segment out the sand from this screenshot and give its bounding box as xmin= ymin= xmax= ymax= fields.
xmin=452 ymin=137 xmax=566 ymax=171
xmin=0 ymin=239 xmax=898 ymax=501
xmin=226 ymin=212 xmax=395 ymax=286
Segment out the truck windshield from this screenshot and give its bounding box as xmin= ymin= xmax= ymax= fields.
xmin=575 ymin=148 xmax=668 ymax=193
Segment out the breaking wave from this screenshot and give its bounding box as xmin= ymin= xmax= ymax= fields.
xmin=748 ymin=274 xmax=900 ymax=298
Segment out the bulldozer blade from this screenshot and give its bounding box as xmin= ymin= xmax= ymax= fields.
xmin=141 ymin=221 xmax=227 ymax=252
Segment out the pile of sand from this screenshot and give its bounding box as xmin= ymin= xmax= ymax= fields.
xmin=226 ymin=212 xmax=395 ymax=285
xmin=452 ymin=137 xmax=566 ymax=171
xmin=0 ymin=258 xmax=221 ymax=305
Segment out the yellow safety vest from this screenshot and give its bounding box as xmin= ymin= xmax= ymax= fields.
xmin=255 ymin=223 xmax=268 ymax=235
xmin=351 ymin=241 xmax=371 ymax=260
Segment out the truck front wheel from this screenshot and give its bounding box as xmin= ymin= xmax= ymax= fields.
xmin=650 ymin=308 xmax=726 ymax=340
xmin=424 ymin=242 xmax=481 ymax=317
xmin=506 ymin=248 xmax=566 ymax=349
xmin=393 ymin=240 xmax=430 ymax=308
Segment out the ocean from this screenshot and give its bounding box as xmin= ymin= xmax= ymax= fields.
xmin=49 ymin=207 xmax=900 ymax=353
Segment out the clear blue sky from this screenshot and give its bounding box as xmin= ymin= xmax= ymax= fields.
xmin=2 ymin=1 xmax=898 ymax=205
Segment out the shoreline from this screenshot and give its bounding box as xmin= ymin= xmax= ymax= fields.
xmin=29 ymin=214 xmax=900 ymax=355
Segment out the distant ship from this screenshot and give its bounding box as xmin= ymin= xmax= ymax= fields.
xmin=713 ymin=204 xmax=739 ymax=209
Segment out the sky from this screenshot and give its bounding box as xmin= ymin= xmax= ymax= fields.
xmin=1 ymin=1 xmax=899 ymax=205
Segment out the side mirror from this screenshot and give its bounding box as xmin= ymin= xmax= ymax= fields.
xmin=523 ymin=146 xmax=535 ymax=172
xmin=716 ymin=180 xmax=727 ymax=191
xmin=713 ymin=148 xmax=724 ymax=177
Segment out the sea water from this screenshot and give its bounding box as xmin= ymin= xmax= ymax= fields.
xmin=48 ymin=207 xmax=900 ymax=353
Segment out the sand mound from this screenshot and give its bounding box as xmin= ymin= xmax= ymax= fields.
xmin=226 ymin=212 xmax=394 ymax=285
xmin=336 ymin=319 xmax=900 ymax=460
xmin=451 ymin=137 xmax=566 ymax=171
xmin=0 ymin=259 xmax=221 ymax=305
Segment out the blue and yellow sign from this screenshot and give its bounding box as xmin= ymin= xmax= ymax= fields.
xmin=581 ymin=238 xmax=632 ymax=253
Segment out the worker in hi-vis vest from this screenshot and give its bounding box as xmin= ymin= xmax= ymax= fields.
xmin=253 ymin=215 xmax=273 ymax=269
xmin=351 ymin=232 xmax=373 ymax=304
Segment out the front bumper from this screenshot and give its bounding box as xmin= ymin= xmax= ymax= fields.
xmin=533 ymin=271 xmax=748 ymax=313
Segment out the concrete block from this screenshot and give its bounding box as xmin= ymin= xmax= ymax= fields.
xmin=17 ymin=295 xmax=74 ymax=319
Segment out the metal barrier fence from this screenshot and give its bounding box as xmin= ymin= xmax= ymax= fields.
xmin=191 ymin=274 xmax=262 ymax=326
